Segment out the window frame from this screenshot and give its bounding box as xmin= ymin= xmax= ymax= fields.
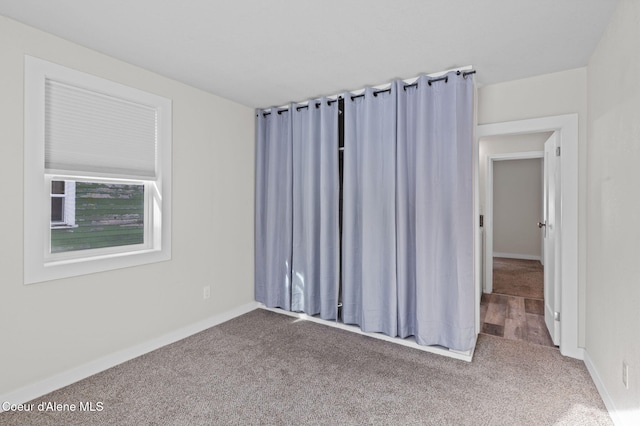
xmin=24 ymin=56 xmax=172 ymax=284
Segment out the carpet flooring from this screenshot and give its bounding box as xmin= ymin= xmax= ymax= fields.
xmin=0 ymin=309 xmax=611 ymax=425
xmin=492 ymin=257 xmax=544 ymax=300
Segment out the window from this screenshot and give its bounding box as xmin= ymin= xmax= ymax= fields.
xmin=49 ymin=180 xmax=144 ymax=254
xmin=24 ymin=56 xmax=172 ymax=284
xmin=50 ymin=180 xmax=76 ymax=228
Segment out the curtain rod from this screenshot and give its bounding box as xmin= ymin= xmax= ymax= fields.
xmin=260 ymin=69 xmax=476 ymax=116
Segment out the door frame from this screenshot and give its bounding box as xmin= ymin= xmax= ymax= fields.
xmin=476 ymin=114 xmax=581 ymax=359
xmin=484 ymin=150 xmax=544 ymax=294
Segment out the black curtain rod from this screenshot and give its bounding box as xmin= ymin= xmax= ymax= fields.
xmin=296 ymin=101 xmax=325 ymax=111
xmin=403 ymin=82 xmax=418 ymax=91
xmin=259 ymin=70 xmax=476 ymax=115
xmin=262 ymin=101 xmax=327 ymax=116
xmin=403 ymin=74 xmax=456 ymax=91
xmin=428 ymin=76 xmax=448 ymax=86
xmin=262 ymin=109 xmax=288 ymax=116
xmin=374 ymin=88 xmax=391 ymax=97
xmin=351 ymin=87 xmax=391 ymax=101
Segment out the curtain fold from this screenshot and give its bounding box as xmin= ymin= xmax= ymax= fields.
xmin=342 ymin=87 xmax=398 ymax=336
xmin=255 ymin=109 xmax=293 ymax=310
xmin=396 ymin=73 xmax=475 ymax=350
xmin=291 ymin=99 xmax=339 ymax=319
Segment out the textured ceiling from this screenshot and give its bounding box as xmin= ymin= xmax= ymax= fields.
xmin=0 ymin=0 xmax=618 ymax=108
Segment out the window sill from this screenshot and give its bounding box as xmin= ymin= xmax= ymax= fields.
xmin=50 ymin=224 xmax=78 ymax=229
xmin=26 ymin=246 xmax=171 ymax=284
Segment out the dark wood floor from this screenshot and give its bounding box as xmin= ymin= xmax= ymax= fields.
xmin=481 ymin=258 xmax=555 ymax=347
xmin=480 ymin=293 xmax=554 ymax=347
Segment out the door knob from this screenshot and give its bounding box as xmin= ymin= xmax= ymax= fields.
xmin=538 ymin=221 xmax=546 ymax=228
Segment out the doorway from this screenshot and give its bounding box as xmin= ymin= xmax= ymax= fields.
xmin=475 ymin=114 xmax=581 ymax=358
xmin=480 ymin=140 xmax=551 ymax=346
xmin=482 ymin=147 xmax=546 ymax=295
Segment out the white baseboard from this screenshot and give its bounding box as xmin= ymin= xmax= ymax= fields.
xmin=584 ymin=350 xmax=639 ymax=426
xmin=493 ymin=252 xmax=541 ymax=261
xmin=0 ymin=301 xmax=260 ymax=412
xmin=260 ymin=305 xmax=475 ymax=362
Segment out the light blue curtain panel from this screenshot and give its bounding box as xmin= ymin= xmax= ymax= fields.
xmin=291 ymin=99 xmax=339 ymax=319
xmin=342 ymin=87 xmax=398 ymax=336
xmin=255 ymin=109 xmax=293 ymax=310
xmin=396 ymin=72 xmax=475 ymax=351
xmin=256 ymin=71 xmax=475 ymax=351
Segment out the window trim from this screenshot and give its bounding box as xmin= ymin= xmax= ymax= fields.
xmin=24 ymin=56 xmax=172 ymax=284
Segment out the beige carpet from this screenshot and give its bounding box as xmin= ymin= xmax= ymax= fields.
xmin=493 ymin=257 xmax=544 ymax=299
xmin=1 ymin=309 xmax=611 ymax=425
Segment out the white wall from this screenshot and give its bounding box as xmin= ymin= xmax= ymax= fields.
xmin=0 ymin=16 xmax=255 ymax=397
xmin=477 ymin=67 xmax=588 ymax=347
xmin=478 ymin=132 xmax=550 ymax=215
xmin=586 ymin=0 xmax=640 ymax=422
xmin=493 ymin=158 xmax=543 ymax=259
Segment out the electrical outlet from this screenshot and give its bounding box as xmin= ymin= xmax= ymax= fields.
xmin=623 ymin=361 xmax=629 ymax=389
xmin=203 ymin=285 xmax=211 ymax=300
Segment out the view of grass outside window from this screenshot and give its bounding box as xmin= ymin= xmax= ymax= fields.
xmin=50 ymin=180 xmax=145 ymax=254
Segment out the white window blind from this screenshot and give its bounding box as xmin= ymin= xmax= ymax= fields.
xmin=45 ymin=79 xmax=158 ymax=178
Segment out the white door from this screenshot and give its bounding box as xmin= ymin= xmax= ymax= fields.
xmin=542 ymin=132 xmax=561 ymax=345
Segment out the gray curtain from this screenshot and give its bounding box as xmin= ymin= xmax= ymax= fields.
xmin=291 ymin=99 xmax=339 ymax=319
xmin=342 ymin=72 xmax=475 ymax=351
xmin=256 ymin=101 xmax=339 ymax=318
xmin=396 ymin=73 xmax=475 ymax=351
xmin=255 ymin=108 xmax=293 ymax=310
xmin=342 ymin=87 xmax=398 ymax=336
xmin=256 ymin=72 xmax=474 ymax=351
